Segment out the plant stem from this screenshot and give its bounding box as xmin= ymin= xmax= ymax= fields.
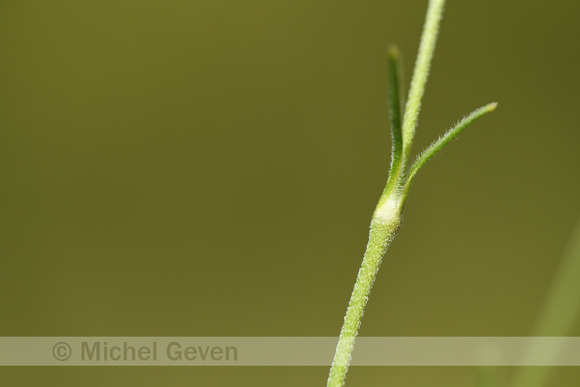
xmin=327 ymin=5 xmax=447 ymax=385
xmin=327 ymin=1 xmax=497 ymax=385
xmin=327 ymin=197 xmax=404 ymax=387
xmin=402 ymin=0 xmax=446 ymax=164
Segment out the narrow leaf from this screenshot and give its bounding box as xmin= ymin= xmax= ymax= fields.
xmin=405 ymin=102 xmax=497 ymax=190
xmin=384 ymin=46 xmax=405 ymax=194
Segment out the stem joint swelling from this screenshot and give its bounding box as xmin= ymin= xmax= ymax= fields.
xmin=327 ymin=0 xmax=497 ymax=385
xmin=372 ymin=196 xmax=403 ymax=232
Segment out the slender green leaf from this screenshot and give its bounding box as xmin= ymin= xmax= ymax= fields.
xmin=404 ymin=102 xmax=497 ymax=193
xmin=384 ymin=46 xmax=405 ymax=195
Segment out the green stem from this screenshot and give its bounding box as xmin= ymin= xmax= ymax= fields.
xmin=327 ymin=197 xmax=404 ymax=387
xmin=402 ymin=0 xmax=446 ymax=165
xmin=327 ymin=1 xmax=447 ymax=386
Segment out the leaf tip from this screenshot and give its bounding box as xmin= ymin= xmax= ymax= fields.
xmin=488 ymin=102 xmax=498 ymax=111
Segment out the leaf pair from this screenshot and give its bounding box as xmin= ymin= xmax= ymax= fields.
xmin=384 ymin=46 xmax=497 ymax=203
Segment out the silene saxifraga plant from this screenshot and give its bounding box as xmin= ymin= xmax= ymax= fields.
xmin=327 ymin=0 xmax=497 ymax=386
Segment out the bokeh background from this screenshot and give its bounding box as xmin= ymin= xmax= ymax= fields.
xmin=1 ymin=0 xmax=579 ymax=385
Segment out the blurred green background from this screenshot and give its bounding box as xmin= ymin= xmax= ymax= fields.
xmin=1 ymin=0 xmax=579 ymax=385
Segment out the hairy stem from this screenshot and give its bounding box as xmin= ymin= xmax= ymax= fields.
xmin=327 ymin=2 xmax=447 ymax=386
xmin=402 ymin=0 xmax=446 ymax=164
xmin=325 ymin=0 xmax=500 ymax=385
xmin=327 ymin=198 xmax=403 ymax=387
